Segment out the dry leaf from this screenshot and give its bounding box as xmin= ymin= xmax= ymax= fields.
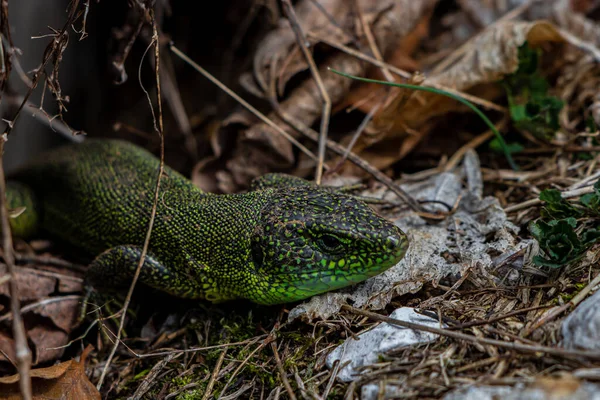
xmin=0 ymin=345 xmax=100 ymax=400
xmin=223 ymin=0 xmax=438 ymax=189
xmin=250 ymin=0 xmax=394 ymax=94
xmin=0 ymin=265 xmax=83 ymax=364
xmin=348 ymin=20 xmax=567 ymax=172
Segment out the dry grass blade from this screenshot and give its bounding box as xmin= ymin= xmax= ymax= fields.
xmin=201 ymin=348 xmax=227 ymax=400
xmin=266 ymin=87 xmax=429 ymax=215
xmin=281 ymin=0 xmax=331 ymax=185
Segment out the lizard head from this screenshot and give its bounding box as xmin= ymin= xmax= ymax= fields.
xmin=247 ymin=186 xmax=408 ymax=305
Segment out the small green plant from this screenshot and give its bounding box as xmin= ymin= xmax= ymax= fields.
xmin=503 ymin=43 xmax=564 ymax=140
xmin=529 ymin=180 xmax=600 ymax=267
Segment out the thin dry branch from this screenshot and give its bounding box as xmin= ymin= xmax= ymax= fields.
xmin=97 ymin=5 xmax=165 ymax=389
xmin=201 ymin=347 xmax=227 ymax=400
xmin=0 ymin=136 xmax=32 ymax=399
xmin=342 ymin=305 xmax=600 ymax=361
xmin=505 ymin=185 xmax=595 ymax=212
xmin=282 ymin=0 xmax=331 ymax=185
xmin=3 ymin=0 xmax=83 ymax=137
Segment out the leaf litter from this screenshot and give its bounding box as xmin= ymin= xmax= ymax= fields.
xmin=3 ymin=1 xmax=600 ymax=399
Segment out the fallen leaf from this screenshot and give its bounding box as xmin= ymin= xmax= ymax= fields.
xmin=348 ymin=20 xmax=567 ymax=172
xmin=0 ymin=345 xmax=100 ymax=400
xmin=0 ymin=264 xmax=84 ymax=364
xmin=226 ymin=0 xmax=438 ymax=188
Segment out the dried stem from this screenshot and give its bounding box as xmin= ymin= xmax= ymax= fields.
xmin=97 ymin=6 xmax=165 ymax=389
xmin=505 ymin=186 xmax=595 ymax=213
xmin=0 ymin=137 xmax=32 ymax=398
xmin=524 ymin=270 xmax=600 ymax=337
xmin=202 ymin=347 xmax=227 ymax=400
xmin=342 ymin=305 xmax=600 ymax=361
xmin=281 ymin=0 xmax=331 ymax=185
xmin=3 ymin=0 xmax=82 ymax=137
xmin=271 ymin=340 xmax=297 ymax=400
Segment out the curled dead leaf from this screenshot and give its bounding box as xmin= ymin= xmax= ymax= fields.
xmin=225 ymin=0 xmax=438 ymax=188
xmin=0 ymin=345 xmax=100 ymax=400
xmin=0 ymin=265 xmax=83 ymax=364
xmin=350 ymin=20 xmax=567 ymax=171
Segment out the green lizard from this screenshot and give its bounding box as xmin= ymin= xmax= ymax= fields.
xmin=6 ymin=139 xmax=408 ymax=305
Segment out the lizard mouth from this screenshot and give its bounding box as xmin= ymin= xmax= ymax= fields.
xmin=256 ymin=251 xmax=406 ymax=305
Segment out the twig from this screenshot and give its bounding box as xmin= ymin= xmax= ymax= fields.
xmin=130 ymin=353 xmax=179 ymax=399
xmin=354 ymin=0 xmax=393 ymax=82
xmin=138 ymin=336 xmax=265 ymax=358
xmin=342 ymin=305 xmax=600 ymax=361
xmin=322 ymin=360 xmax=341 ymax=399
xmin=329 ymin=98 xmax=385 ymax=174
xmin=0 ymin=137 xmax=32 ymax=398
xmin=557 ymin=28 xmax=600 ymax=63
xmin=443 ymin=130 xmax=496 ymax=172
xmin=268 ymin=91 xmax=434 ymax=217
xmin=202 ymin=347 xmax=227 ymax=400
xmin=0 ymin=295 xmax=83 ymax=323
xmin=307 ymin=33 xmax=410 ymax=78
xmin=447 ymin=304 xmax=552 ymax=330
xmin=111 ymin=7 xmax=145 ymax=84
xmin=504 ymin=186 xmax=595 ymax=213
xmin=169 ymin=44 xmax=320 ymax=166
xmin=3 ymin=0 xmax=83 ymax=137
xmin=282 ymin=0 xmax=331 ymax=185
xmin=271 ymin=341 xmax=297 ymax=400
xmin=97 ymin=6 xmax=164 ymax=389
xmin=13 ymin=253 xmax=86 ymax=272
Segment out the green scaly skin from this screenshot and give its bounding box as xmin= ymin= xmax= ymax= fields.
xmin=6 ymin=139 xmax=408 ymax=305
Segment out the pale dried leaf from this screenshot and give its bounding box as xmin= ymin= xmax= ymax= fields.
xmin=354 ymin=20 xmax=566 ymax=172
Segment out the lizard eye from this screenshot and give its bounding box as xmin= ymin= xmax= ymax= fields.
xmin=317 ymin=234 xmax=344 ymax=253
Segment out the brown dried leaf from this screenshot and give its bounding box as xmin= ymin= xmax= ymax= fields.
xmin=251 ymin=0 xmax=394 ymax=93
xmin=0 ymin=296 xmax=81 ymax=364
xmin=0 ymin=345 xmax=100 ymax=400
xmin=0 ymin=264 xmax=83 ymax=364
xmin=457 ymin=0 xmax=599 ymax=27
xmin=28 ymin=326 xmax=69 ymax=364
xmin=356 ymin=20 xmax=566 ymax=171
xmin=0 ymin=265 xmax=56 ymax=301
xmin=231 ymin=0 xmax=438 ymax=185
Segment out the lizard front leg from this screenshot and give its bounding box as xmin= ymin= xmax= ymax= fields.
xmin=85 ymin=245 xmax=206 ymax=299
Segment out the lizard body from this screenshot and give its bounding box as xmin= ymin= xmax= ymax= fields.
xmin=6 ymin=139 xmax=408 ymax=304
